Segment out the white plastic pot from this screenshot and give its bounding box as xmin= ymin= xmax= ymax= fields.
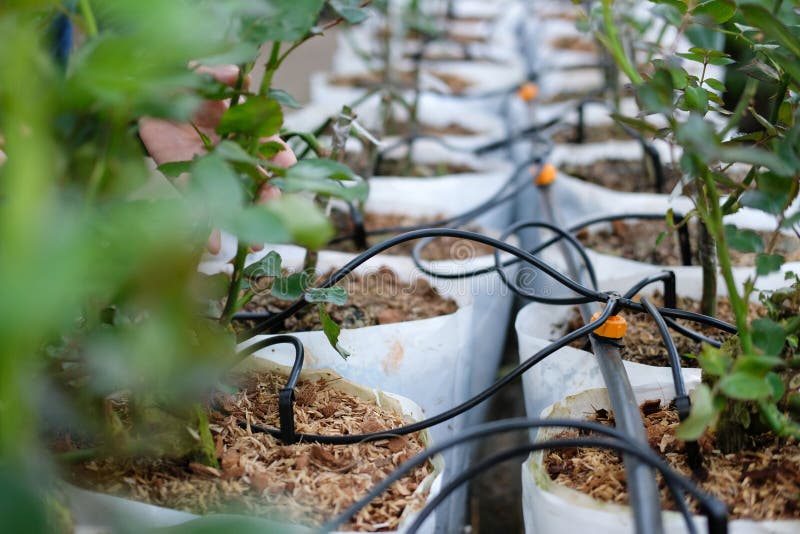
xmin=521 ymin=383 xmax=800 ymax=533
xmin=226 ymin=248 xmax=513 ymax=532
xmin=514 ymin=268 xmax=788 ymax=424
xmin=67 ymin=356 xmax=444 ymax=534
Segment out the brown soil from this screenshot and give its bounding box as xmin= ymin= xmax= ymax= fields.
xmin=384 ymin=116 xmax=478 ymax=137
xmin=328 ymin=211 xmax=495 ymax=260
xmin=550 ymin=122 xmax=633 ymax=144
xmin=544 ymin=402 xmax=800 ymax=520
xmin=560 ymin=158 xmax=682 ymax=193
xmin=549 ymin=35 xmax=597 ymax=53
xmin=244 ymin=267 xmax=458 ymax=332
xmin=63 ymin=371 xmax=433 ymax=530
xmin=330 ymin=70 xmax=473 ymax=95
xmin=577 ymin=220 xmax=800 ymax=267
xmin=375 ymin=158 xmax=479 ymax=178
xmin=564 ymin=293 xmax=767 ymax=367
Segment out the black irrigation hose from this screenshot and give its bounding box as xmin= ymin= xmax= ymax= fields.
xmin=235 ymin=335 xmax=305 ymax=444
xmin=490 ymin=220 xmax=599 ymax=302
xmin=327 ymin=156 xmax=543 ymax=246
xmin=620 ymin=271 xmax=722 ymax=349
xmin=638 ymin=297 xmax=705 ymax=471
xmin=411 ymin=212 xmax=692 ymax=281
xmin=236 ymin=229 xmax=599 ymax=340
xmin=640 ymin=296 xmax=689 ymax=404
xmin=237 ymin=301 xmax=618 ymax=444
xmin=317 ymin=418 xmax=729 ymax=534
xmin=236 ymin=229 xmax=736 ymax=341
xmin=405 ymin=439 xmax=700 ymax=534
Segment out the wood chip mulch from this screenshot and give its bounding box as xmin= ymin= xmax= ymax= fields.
xmin=544 ymin=403 xmax=800 ymax=520
xmin=66 ymin=371 xmax=434 ymax=531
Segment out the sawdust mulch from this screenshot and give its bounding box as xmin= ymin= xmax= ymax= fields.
xmin=544 ymin=402 xmax=800 ymax=520
xmin=65 ymin=371 xmax=434 ymax=531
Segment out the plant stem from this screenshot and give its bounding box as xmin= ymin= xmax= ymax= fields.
xmin=193 ymin=404 xmax=218 ymax=468
xmin=695 ymin=176 xmax=718 ymax=317
xmin=78 ymin=0 xmax=98 ymax=37
xmin=702 ymin=173 xmax=753 ymax=354
xmin=259 ymin=42 xmax=281 ymax=96
xmin=600 ymin=0 xmax=642 ymax=85
xmin=219 ymin=243 xmax=248 ymax=325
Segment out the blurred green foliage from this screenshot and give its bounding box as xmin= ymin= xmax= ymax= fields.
xmin=0 ymin=0 xmax=371 ymax=530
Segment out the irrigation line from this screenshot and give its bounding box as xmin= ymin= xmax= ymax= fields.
xmin=317 ymin=418 xmax=728 ymax=534
xmin=236 ymin=301 xmax=618 ymax=444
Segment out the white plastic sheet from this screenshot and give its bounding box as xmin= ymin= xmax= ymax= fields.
xmin=521 ymin=384 xmax=800 ymax=534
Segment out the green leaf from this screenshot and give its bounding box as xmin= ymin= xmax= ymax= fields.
xmin=275 ymin=159 xmax=368 ymax=202
xmin=243 ymin=251 xmax=282 ymax=278
xmin=676 ymin=384 xmax=715 ymax=440
xmin=270 ymin=271 xmax=310 ymax=301
xmin=697 ymin=345 xmax=732 ymax=376
xmin=716 ymin=146 xmax=794 ymax=176
xmin=692 ymin=0 xmax=736 ymax=23
xmin=214 ymin=140 xmax=260 ymax=165
xmin=766 ymin=372 xmax=785 ymax=401
xmin=685 ymin=85 xmax=709 ymax=114
xmin=751 ymin=317 xmax=786 ymax=356
xmin=739 ymin=59 xmax=781 ymax=83
xmin=188 ymin=155 xmax=244 ymax=218
xmin=240 ymin=0 xmax=326 ymax=42
xmin=740 ymin=172 xmax=794 ymax=214
xmin=217 ymin=96 xmax=283 ymax=137
xmin=704 ymin=78 xmax=725 ymax=91
xmin=158 ymin=160 xmax=193 ymax=178
xmin=223 ymin=205 xmax=291 ymax=245
xmin=719 ymin=371 xmax=773 ymax=400
xmin=317 ymin=303 xmax=350 ymax=359
xmin=305 ymin=286 xmax=348 ymax=305
xmin=329 ymin=0 xmax=370 ymax=23
xmin=652 ymin=0 xmax=688 ymax=15
xmin=782 ymin=211 xmax=800 ymax=228
xmin=724 ymin=224 xmax=764 ymax=253
xmin=264 ymin=195 xmax=334 ymax=250
xmin=611 ymin=113 xmax=660 ymax=135
xmin=152 ymin=513 xmax=310 ymax=534
xmin=259 ymin=141 xmax=286 ymax=159
xmin=734 ymin=354 xmax=785 ymax=374
xmin=756 ymin=253 xmax=784 ymax=275
xmin=268 ymin=89 xmax=302 ymax=109
xmin=739 ymin=4 xmax=800 ymax=58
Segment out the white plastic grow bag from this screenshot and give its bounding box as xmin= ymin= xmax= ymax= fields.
xmin=66 ymin=357 xmax=445 ymax=534
xmin=514 ymin=267 xmax=788 ymax=424
xmin=225 ymin=246 xmax=514 ymax=532
xmin=521 ymin=384 xmax=800 ymax=534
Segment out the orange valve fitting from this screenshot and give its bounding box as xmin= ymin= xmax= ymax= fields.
xmin=533 ymin=163 xmax=557 ymax=186
xmin=517 ymin=82 xmax=539 ymax=102
xmin=590 ymin=311 xmax=627 ymax=339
